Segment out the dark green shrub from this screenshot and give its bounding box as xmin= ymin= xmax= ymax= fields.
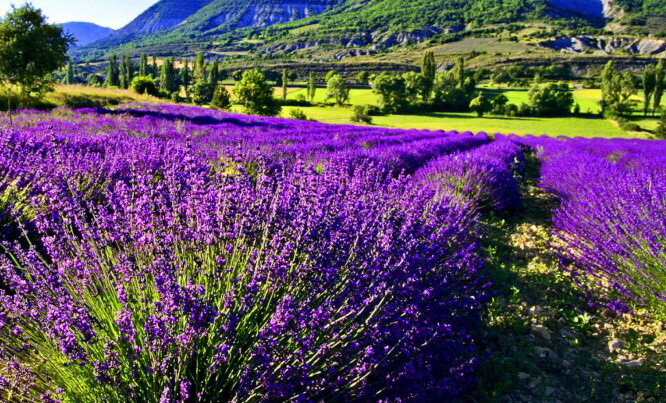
xmin=505 ymin=103 xmax=519 ymax=117
xmin=210 ymin=84 xmax=231 ymax=110
xmin=288 ymin=108 xmax=308 ymax=120
xmin=192 ymin=82 xmax=215 ymax=105
xmin=656 ymin=110 xmax=666 ymax=139
xmin=351 ymin=105 xmax=373 ymax=124
xmin=130 ymin=76 xmax=159 ymax=97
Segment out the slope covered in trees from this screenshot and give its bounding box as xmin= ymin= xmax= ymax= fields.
xmin=78 ymin=0 xmax=666 ymax=60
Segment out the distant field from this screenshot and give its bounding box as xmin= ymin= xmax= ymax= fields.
xmin=277 ymin=105 xmax=632 ymax=138
xmin=289 ymin=23 xmax=321 ymax=34
xmin=51 ymin=85 xmax=163 ymax=104
xmin=430 ymin=37 xmax=533 ymax=55
xmin=46 ymin=85 xmax=652 ymax=139
xmin=275 ymin=86 xmax=639 ymax=138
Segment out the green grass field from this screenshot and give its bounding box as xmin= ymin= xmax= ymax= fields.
xmin=49 ymin=85 xmax=655 ymax=139
xmin=273 ymin=86 xmax=641 ymax=138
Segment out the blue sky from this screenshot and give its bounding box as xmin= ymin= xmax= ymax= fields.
xmin=0 ymin=1 xmax=159 ymax=29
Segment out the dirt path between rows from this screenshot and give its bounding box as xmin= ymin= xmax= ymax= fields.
xmin=471 ymin=151 xmax=666 ymax=402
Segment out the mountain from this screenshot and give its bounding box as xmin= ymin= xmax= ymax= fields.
xmin=113 ymin=0 xmax=213 ymax=37
xmin=82 ymin=0 xmax=545 ymax=52
xmin=59 ymin=22 xmax=114 ymax=47
xmin=113 ymin=0 xmax=341 ymax=39
xmin=77 ymin=0 xmax=666 ymax=64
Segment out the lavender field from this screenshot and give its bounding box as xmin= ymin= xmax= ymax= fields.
xmin=0 ymin=104 xmax=664 ymax=401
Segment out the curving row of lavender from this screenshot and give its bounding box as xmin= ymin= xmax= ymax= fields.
xmin=518 ymin=136 xmax=666 ymax=315
xmin=0 ymin=105 xmax=525 ymax=401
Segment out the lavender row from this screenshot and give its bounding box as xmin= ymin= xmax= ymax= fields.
xmin=416 ymin=138 xmax=525 ymax=212
xmin=520 ymin=136 xmax=666 ymax=314
xmin=0 ymin=106 xmax=489 ymax=401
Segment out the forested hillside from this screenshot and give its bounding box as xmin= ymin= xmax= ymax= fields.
xmin=76 ymin=0 xmax=666 ymax=62
xmin=614 ymin=0 xmax=666 ymax=15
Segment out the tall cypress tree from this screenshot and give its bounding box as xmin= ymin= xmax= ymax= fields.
xmin=282 ymin=69 xmax=288 ymax=101
xmin=453 ymin=56 xmax=465 ymax=89
xmin=421 ymin=50 xmax=436 ymax=102
xmin=194 ymin=53 xmax=207 ymax=84
xmin=180 ymin=59 xmax=192 ymax=100
xmin=152 ymin=56 xmax=158 ymax=78
xmin=159 ymin=58 xmax=178 ymax=95
xmin=104 ymin=54 xmax=120 ymax=87
xmin=209 ymin=60 xmax=220 ymax=87
xmin=643 ymin=66 xmax=657 ymax=117
xmin=307 ymin=72 xmax=316 ymax=102
xmin=600 ymin=60 xmax=615 ymax=109
xmin=119 ymin=56 xmax=133 ymax=89
xmin=653 ymin=59 xmax=665 ymax=116
xmin=139 ymin=53 xmax=148 ymax=77
xmin=119 ymin=57 xmax=128 ymax=89
xmin=63 ymin=61 xmax=75 ymax=85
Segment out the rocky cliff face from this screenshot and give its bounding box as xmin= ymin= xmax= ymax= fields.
xmin=234 ymin=4 xmax=328 ymax=28
xmin=540 ymin=36 xmax=666 ymax=55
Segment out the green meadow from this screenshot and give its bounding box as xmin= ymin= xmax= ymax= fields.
xmin=262 ymin=86 xmax=644 ymax=139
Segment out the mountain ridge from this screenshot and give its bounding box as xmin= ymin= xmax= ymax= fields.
xmin=59 ymin=22 xmax=114 ymax=47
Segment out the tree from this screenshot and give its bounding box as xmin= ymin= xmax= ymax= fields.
xmin=282 ymin=69 xmax=288 ymax=101
xmin=209 ymin=61 xmax=220 ymax=87
xmin=421 ymin=50 xmax=437 ymax=102
xmin=491 ymin=94 xmax=509 ymax=115
xmin=194 ymin=53 xmax=207 ymax=84
xmin=211 ymin=83 xmax=231 ymax=110
xmin=233 ymin=69 xmax=281 ymax=116
xmin=356 ymin=71 xmax=370 ymax=85
xmin=159 ymin=58 xmax=178 ymax=95
xmin=469 ymin=92 xmax=492 ymax=117
xmin=152 ymin=56 xmax=158 ymax=78
xmin=0 ymin=4 xmax=72 ymax=108
xmin=403 ymin=71 xmax=425 ymax=105
xmin=600 ymin=61 xmax=635 ymax=117
xmin=63 ymin=62 xmax=76 ymax=85
xmin=643 ymin=66 xmax=657 ymax=117
xmin=119 ymin=55 xmax=134 ymax=89
xmin=453 ymin=56 xmax=465 ymax=88
xmin=528 ymin=82 xmax=574 ymax=116
xmin=432 ymin=70 xmax=474 ymax=111
xmin=371 ymin=73 xmax=408 ymax=113
xmin=86 ymin=73 xmax=102 ymax=87
xmin=139 ymin=54 xmax=149 ymax=77
xmin=130 ymin=76 xmax=159 ymax=97
xmin=326 ymin=74 xmax=350 ymax=106
xmin=654 ymin=59 xmax=665 ymax=116
xmin=231 ymin=70 xmax=244 ymax=81
xmin=180 ymin=59 xmax=192 ymax=100
xmin=325 ymin=70 xmax=338 ymax=82
xmin=192 ymin=82 xmax=215 ymax=105
xmin=104 ymin=55 xmax=120 ymax=87
xmin=307 ymin=72 xmax=317 ymax=102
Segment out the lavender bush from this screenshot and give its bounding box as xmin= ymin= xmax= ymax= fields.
xmin=0 ymin=105 xmax=491 ymax=401
xmin=519 ymin=136 xmax=666 ymax=315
